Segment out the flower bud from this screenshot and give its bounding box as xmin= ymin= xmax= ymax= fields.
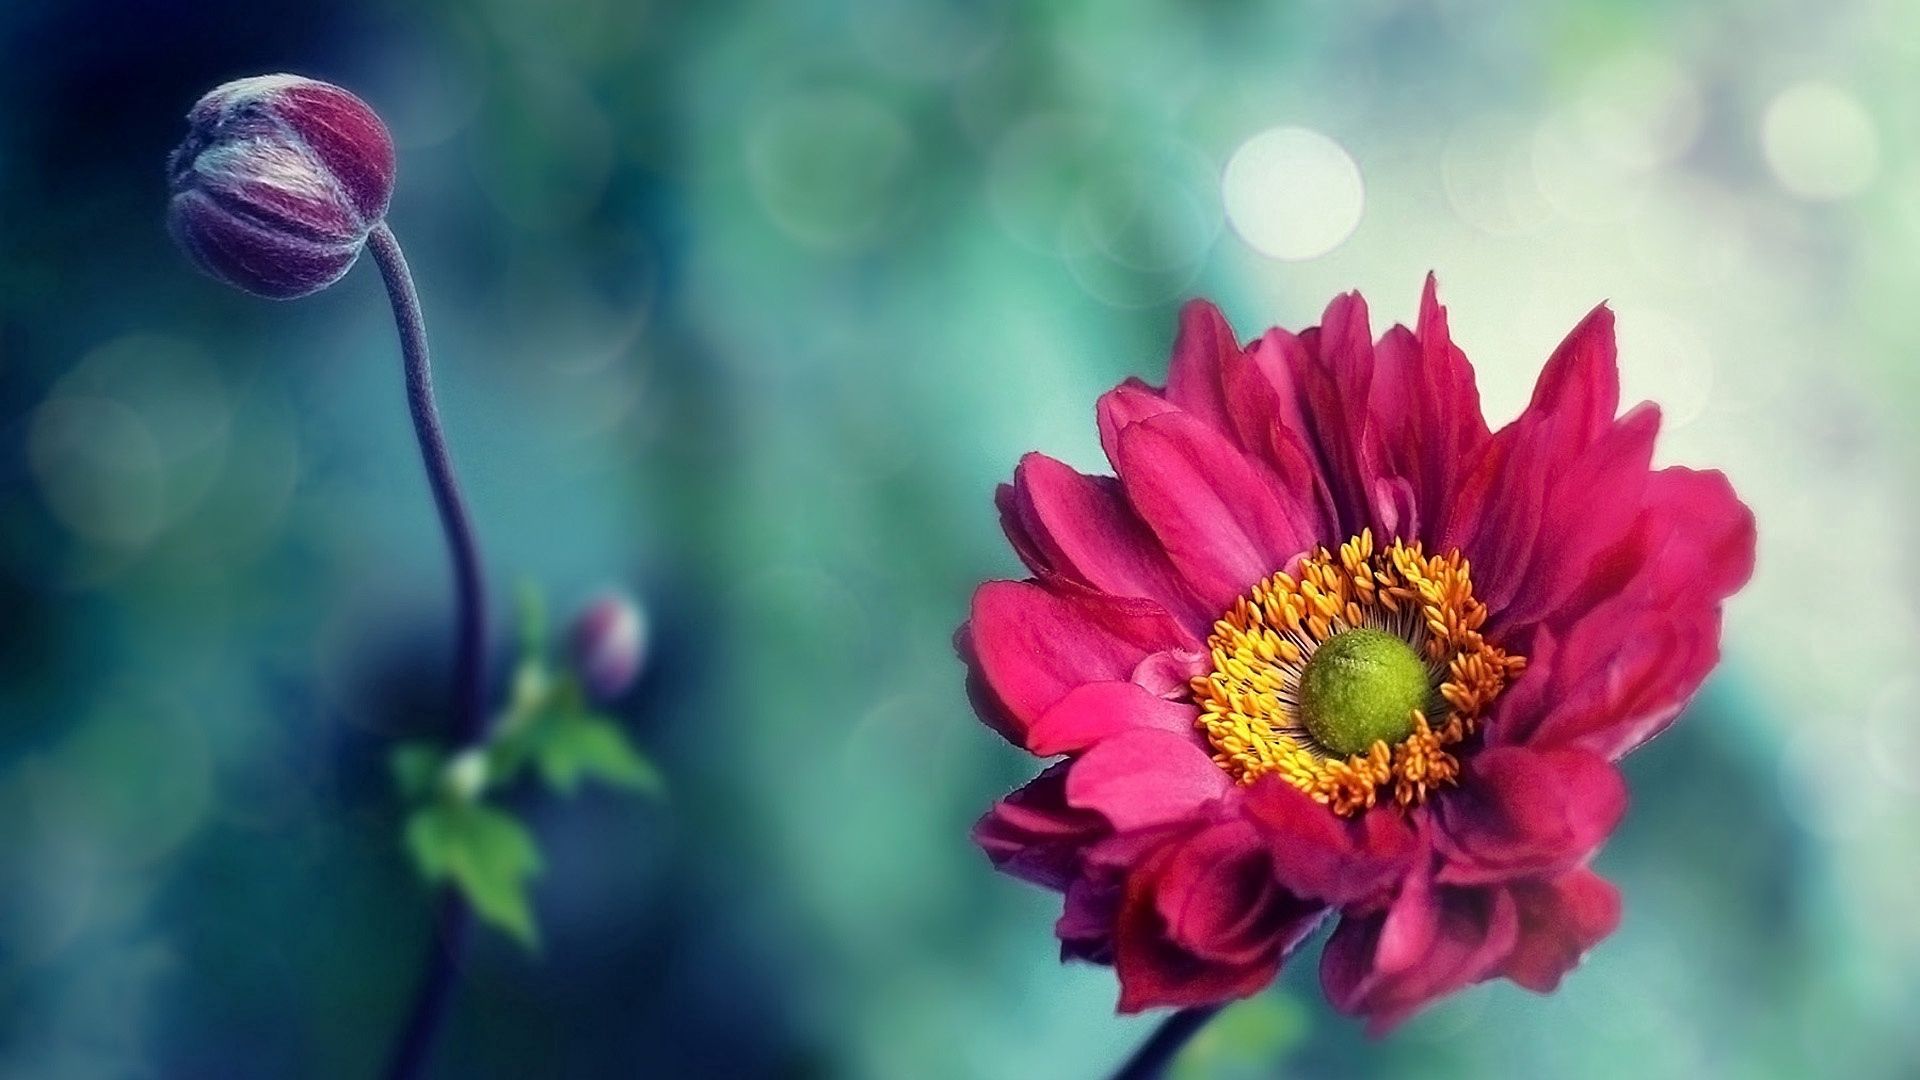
xmin=167 ymin=74 xmax=395 ymax=299
xmin=570 ymin=592 xmax=648 ymax=702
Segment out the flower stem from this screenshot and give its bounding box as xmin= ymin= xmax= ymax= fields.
xmin=366 ymin=222 xmax=489 ymax=1080
xmin=380 ymin=895 xmax=471 ymax=1080
xmin=1109 ymin=1006 xmax=1222 ymax=1080
xmin=366 ymin=223 xmax=489 ymax=743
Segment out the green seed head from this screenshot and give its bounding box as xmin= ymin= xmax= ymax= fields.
xmin=1298 ymin=628 xmax=1432 ymax=757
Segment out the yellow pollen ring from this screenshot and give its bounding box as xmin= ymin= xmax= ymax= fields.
xmin=1188 ymin=529 xmax=1525 ymax=816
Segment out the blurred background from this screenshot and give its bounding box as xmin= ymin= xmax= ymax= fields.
xmin=0 ymin=0 xmax=1912 ymax=1076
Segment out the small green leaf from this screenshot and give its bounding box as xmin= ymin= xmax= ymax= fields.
xmin=390 ymin=742 xmax=445 ymax=803
xmin=531 ymin=711 xmax=664 ymax=798
xmin=404 ymin=802 xmax=543 ymax=948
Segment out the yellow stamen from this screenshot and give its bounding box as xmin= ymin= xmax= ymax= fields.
xmin=1188 ymin=530 xmax=1525 ymax=816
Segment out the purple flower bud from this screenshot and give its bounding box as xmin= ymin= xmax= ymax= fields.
xmin=167 ymin=74 xmax=395 ymax=299
xmin=570 ymin=592 xmax=648 ymax=702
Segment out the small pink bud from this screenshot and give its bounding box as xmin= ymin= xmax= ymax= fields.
xmin=570 ymin=592 xmax=647 ymax=701
xmin=167 ymin=74 xmax=395 ymax=299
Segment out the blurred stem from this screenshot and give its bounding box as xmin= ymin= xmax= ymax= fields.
xmin=382 ymin=895 xmax=472 ymax=1080
xmin=367 ymin=222 xmax=490 ymax=1080
xmin=1110 ymin=1006 xmax=1222 ymax=1080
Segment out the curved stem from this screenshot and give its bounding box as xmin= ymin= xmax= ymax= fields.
xmin=380 ymin=896 xmax=471 ymax=1080
xmin=1109 ymin=1006 xmax=1221 ymax=1080
xmin=367 ymin=223 xmax=488 ymax=743
xmin=367 ymin=223 xmax=489 ymax=1080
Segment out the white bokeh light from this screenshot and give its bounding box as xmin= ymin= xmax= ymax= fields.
xmin=1221 ymin=126 xmax=1364 ymax=261
xmin=1762 ymin=81 xmax=1880 ymax=201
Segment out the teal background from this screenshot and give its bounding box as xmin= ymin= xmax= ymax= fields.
xmin=0 ymin=0 xmax=1912 ymax=1076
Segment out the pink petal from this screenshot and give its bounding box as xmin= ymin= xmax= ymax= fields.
xmin=1440 ymin=304 xmax=1633 ymax=622
xmin=1638 ymin=466 xmax=1757 ymax=608
xmin=1096 ymin=380 xmax=1178 ymax=469
xmin=973 ymin=764 xmax=1104 ymax=891
xmin=1113 ymin=827 xmax=1321 ymax=1012
xmin=1027 ymin=680 xmax=1201 ymax=757
xmin=1502 ymin=868 xmax=1622 ymax=992
xmin=1241 ymin=780 xmax=1420 ymax=905
xmin=1217 ymin=339 xmax=1340 ymax=543
xmin=1490 ymin=404 xmax=1661 ymax=632
xmin=1364 ymin=275 xmax=1491 ymax=547
xmin=1162 ymin=299 xmax=1239 ymax=433
xmin=1520 ymin=303 xmax=1621 ymax=455
xmin=1115 ymin=411 xmax=1318 ymax=613
xmin=1060 ymin=826 xmax=1196 ymax=964
xmin=1001 ymin=453 xmax=1209 ymax=629
xmin=1152 ymin=820 xmax=1301 ymax=966
xmin=1372 ymin=861 xmax=1440 ymax=977
xmin=966 ymin=580 xmax=1197 ymax=738
xmin=1321 ymin=885 xmax=1521 ymax=1035
xmin=957 ymin=623 xmax=1023 ymax=746
xmin=1240 ymin=326 xmax=1319 ymax=446
xmin=1131 ymin=648 xmax=1210 ymax=698
xmin=1434 ymin=746 xmax=1627 ymax=886
xmin=1498 ymin=465 xmax=1752 ymax=758
xmin=1296 ymin=292 xmax=1380 ymax=534
xmin=1529 ymin=611 xmax=1720 ymax=759
xmin=1066 ymin=728 xmax=1233 ymax=831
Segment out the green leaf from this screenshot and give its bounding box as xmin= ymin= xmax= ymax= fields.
xmin=404 ymin=801 xmax=543 ymax=948
xmin=530 ymin=711 xmax=665 ymax=798
xmin=390 ymin=742 xmax=445 ymax=803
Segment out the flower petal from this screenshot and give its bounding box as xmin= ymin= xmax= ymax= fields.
xmin=1217 ymin=337 xmax=1340 ymax=543
xmin=1636 ymin=466 xmax=1758 ymax=610
xmin=1027 ymin=680 xmax=1201 ymax=757
xmin=1096 ymin=380 xmax=1179 ymax=469
xmin=1115 ymin=411 xmax=1318 ymax=613
xmin=1066 ymin=728 xmax=1233 ymax=831
xmin=1114 ymin=825 xmax=1321 ymax=1011
xmin=1491 ymin=404 xmax=1661 ymax=632
xmin=1001 ymin=453 xmax=1209 ymax=629
xmin=1373 ymin=860 xmax=1442 ymax=977
xmin=1519 ymin=303 xmax=1621 ymax=455
xmin=966 ymin=580 xmax=1197 ymax=740
xmin=1056 ymin=826 xmax=1193 ymax=964
xmin=1162 ymin=299 xmax=1239 ymax=433
xmin=1435 ymin=746 xmax=1626 ymax=886
xmin=1497 ymin=466 xmax=1753 ymax=757
xmin=1152 ymin=821 xmax=1300 ymax=966
xmin=1440 ymin=305 xmax=1637 ymax=622
xmin=1502 ymin=868 xmax=1622 ymax=992
xmin=1321 ymin=884 xmax=1520 ymax=1035
xmin=1365 ymin=276 xmax=1491 ymax=547
xmin=1241 ymin=780 xmax=1420 ymax=905
xmin=1295 ymin=291 xmax=1380 ymax=535
xmin=973 ymin=764 xmax=1105 ymax=891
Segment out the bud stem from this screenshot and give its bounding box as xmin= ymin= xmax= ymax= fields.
xmin=366 ymin=223 xmax=489 ymax=743
xmin=366 ymin=222 xmax=489 ymax=1080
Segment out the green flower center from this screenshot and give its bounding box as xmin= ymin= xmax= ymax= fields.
xmin=1298 ymin=628 xmax=1433 ymax=757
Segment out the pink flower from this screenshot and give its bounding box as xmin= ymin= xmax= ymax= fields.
xmin=962 ymin=278 xmax=1754 ymax=1031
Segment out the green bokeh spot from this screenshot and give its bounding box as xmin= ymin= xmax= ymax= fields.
xmin=1299 ymin=628 xmax=1431 ymax=757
